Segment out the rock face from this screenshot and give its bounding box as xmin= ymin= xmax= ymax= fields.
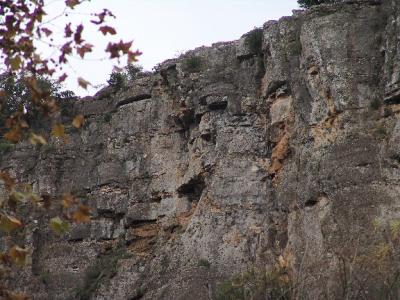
xmin=4 ymin=0 xmax=400 ymax=299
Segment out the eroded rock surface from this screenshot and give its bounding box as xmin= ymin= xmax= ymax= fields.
xmin=3 ymin=0 xmax=400 ymax=299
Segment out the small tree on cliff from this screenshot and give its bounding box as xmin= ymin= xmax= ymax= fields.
xmin=297 ymin=0 xmax=339 ymax=8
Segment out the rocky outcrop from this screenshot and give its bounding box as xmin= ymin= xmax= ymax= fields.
xmin=3 ymin=0 xmax=400 ymax=298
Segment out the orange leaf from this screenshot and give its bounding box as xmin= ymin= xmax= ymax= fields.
xmin=41 ymin=27 xmax=52 ymax=36
xmin=72 ymin=114 xmax=84 ymax=128
xmin=4 ymin=291 xmax=30 ymax=300
xmin=51 ymin=124 xmax=65 ymax=138
xmin=61 ymin=193 xmax=75 ymax=208
xmin=4 ymin=127 xmax=22 ymax=143
xmin=0 ymin=89 xmax=6 ymax=98
xmin=76 ymin=43 xmax=93 ymax=58
xmin=78 ymin=77 xmax=90 ymax=89
xmin=0 ymin=171 xmax=15 ymax=191
xmin=72 ymin=205 xmax=91 ymax=223
xmin=99 ymin=26 xmax=116 ymax=35
xmin=66 ymin=0 xmax=80 ymax=8
xmin=9 ymin=246 xmax=28 ymax=266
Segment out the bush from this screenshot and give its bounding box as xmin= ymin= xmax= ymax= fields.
xmin=102 ymin=113 xmax=112 ymax=123
xmin=215 ymin=266 xmax=292 ymax=300
xmin=182 ymin=56 xmax=203 ymax=73
xmin=198 ymin=258 xmax=211 ymax=269
xmin=125 ymin=64 xmax=144 ymax=81
xmin=75 ymin=247 xmax=129 ymax=300
xmin=298 ymin=0 xmax=339 ymax=8
xmin=370 ymin=98 xmax=381 ymax=110
xmin=245 ymin=28 xmax=263 ymax=55
xmin=107 ymin=72 xmax=127 ymax=90
xmin=0 ymin=139 xmax=14 ymax=153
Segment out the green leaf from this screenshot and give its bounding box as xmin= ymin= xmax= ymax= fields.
xmin=49 ymin=217 xmax=70 ymax=235
xmin=9 ymin=56 xmax=22 ymax=70
xmin=0 ymin=213 xmax=23 ymax=233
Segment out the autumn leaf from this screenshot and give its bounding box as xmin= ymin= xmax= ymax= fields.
xmin=74 ymin=24 xmax=84 ymax=44
xmin=72 ymin=205 xmax=91 ymax=223
xmin=29 ymin=132 xmax=47 ymax=145
xmin=99 ymin=26 xmax=116 ymax=35
xmin=58 ymin=73 xmax=68 ymax=82
xmin=50 ymin=217 xmax=70 ymax=235
xmin=61 ymin=193 xmax=76 ymax=208
xmin=128 ymin=50 xmax=142 ymax=63
xmin=41 ymin=27 xmax=52 ymax=36
xmin=64 ymin=23 xmax=73 ymax=37
xmin=0 ymin=171 xmax=15 ymax=191
xmin=76 ymin=43 xmax=93 ymax=58
xmin=9 ymin=56 xmax=22 ymax=70
xmin=4 ymin=127 xmax=22 ymax=143
xmin=0 ymin=89 xmax=6 ymax=98
xmin=0 ymin=213 xmax=23 ymax=233
xmin=9 ymin=246 xmax=28 ymax=266
xmin=3 ymin=291 xmax=30 ymax=300
xmin=66 ymin=0 xmax=80 ymax=8
xmin=72 ymin=114 xmax=84 ymax=128
xmin=51 ymin=123 xmax=65 ymax=138
xmin=78 ymin=77 xmax=90 ymax=89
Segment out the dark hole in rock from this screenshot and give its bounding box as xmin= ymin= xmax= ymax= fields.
xmin=208 ymin=100 xmax=228 ymax=110
xmin=116 ymin=94 xmax=152 ymax=108
xmin=195 ymin=113 xmax=203 ymax=124
xmin=305 ymin=198 xmax=319 ymax=207
xmin=126 ymin=219 xmax=157 ymax=228
xmin=384 ymin=91 xmax=400 ymax=105
xmin=199 ymin=96 xmax=207 ymax=106
xmin=177 ymin=175 xmax=205 ymax=202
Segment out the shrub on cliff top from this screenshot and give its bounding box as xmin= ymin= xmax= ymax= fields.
xmin=298 ymin=0 xmax=339 ymax=8
xmin=182 ymin=56 xmax=203 ymax=73
xmin=245 ymin=28 xmax=263 ymax=55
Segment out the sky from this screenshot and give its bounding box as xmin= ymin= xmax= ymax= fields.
xmin=41 ymin=0 xmax=299 ymax=95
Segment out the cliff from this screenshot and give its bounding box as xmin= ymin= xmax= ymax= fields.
xmin=3 ymin=0 xmax=400 ymax=298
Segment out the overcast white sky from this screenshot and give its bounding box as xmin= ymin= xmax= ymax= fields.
xmin=42 ymin=1 xmax=299 ymax=95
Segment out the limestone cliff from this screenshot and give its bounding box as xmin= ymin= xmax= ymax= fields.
xmin=3 ymin=0 xmax=400 ymax=298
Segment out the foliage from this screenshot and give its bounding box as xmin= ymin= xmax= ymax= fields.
xmin=198 ymin=258 xmax=211 ymax=269
xmin=0 ymin=1 xmax=141 ymax=297
xmin=107 ymin=64 xmax=145 ymax=90
xmin=0 ymin=139 xmax=14 ymax=154
xmin=107 ymin=71 xmax=127 ymax=90
xmin=216 ymin=257 xmax=292 ymax=300
xmin=0 ymin=0 xmax=140 ymax=143
xmin=245 ymin=28 xmax=263 ymax=55
xmin=370 ymin=98 xmax=381 ymax=110
xmin=103 ymin=113 xmax=112 ymax=123
xmin=182 ymin=56 xmax=203 ymax=73
xmin=75 ymin=246 xmax=130 ymax=300
xmin=0 ymin=72 xmax=75 ymax=136
xmin=297 ymin=0 xmax=339 ymax=8
xmin=125 ymin=64 xmax=145 ymax=81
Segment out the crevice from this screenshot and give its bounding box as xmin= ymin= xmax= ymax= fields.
xmin=266 ymin=81 xmax=289 ymax=99
xmin=208 ymin=101 xmax=228 ymax=110
xmin=128 ymin=219 xmax=157 ymax=228
xmin=305 ymin=198 xmax=319 ymax=207
xmin=116 ymin=94 xmax=152 ymax=108
xmin=384 ymin=89 xmax=400 ymax=105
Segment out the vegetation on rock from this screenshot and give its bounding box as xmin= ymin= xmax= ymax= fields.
xmin=297 ymin=0 xmax=339 ymax=8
